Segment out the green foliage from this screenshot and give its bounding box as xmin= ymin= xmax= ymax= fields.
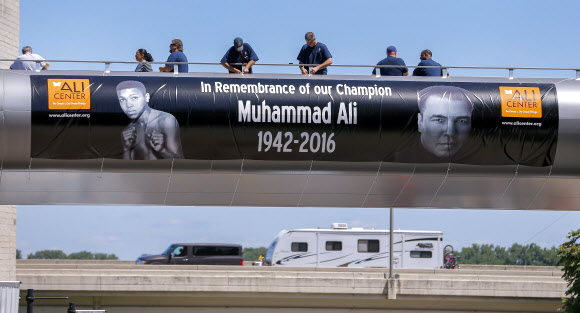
xmin=67 ymin=251 xmax=94 ymax=259
xmin=16 ymin=249 xmax=21 ymax=259
xmin=27 ymin=250 xmax=68 ymax=259
xmin=558 ymin=229 xmax=580 ymax=312
xmin=457 ymin=243 xmax=559 ymax=266
xmin=93 ymin=253 xmax=118 ymax=260
xmin=26 ymin=249 xmax=118 ymax=260
xmin=243 ymin=247 xmax=267 ymax=261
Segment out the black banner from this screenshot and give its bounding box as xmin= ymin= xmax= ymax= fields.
xmin=31 ymin=76 xmax=558 ymax=166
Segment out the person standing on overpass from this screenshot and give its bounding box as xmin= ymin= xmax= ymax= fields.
xmin=10 ymin=46 xmax=50 ymax=70
xmin=221 ymin=37 xmax=259 ymax=74
xmin=297 ymin=32 xmax=333 ymax=75
xmin=372 ymin=45 xmax=408 ymax=76
xmin=413 ymin=49 xmax=442 ymax=76
xmin=159 ymin=39 xmax=188 ymax=73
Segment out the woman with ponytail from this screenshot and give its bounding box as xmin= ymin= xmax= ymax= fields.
xmin=135 ymin=49 xmax=154 ymax=72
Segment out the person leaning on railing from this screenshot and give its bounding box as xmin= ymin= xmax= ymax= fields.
xmin=159 ymin=39 xmax=188 ymax=73
xmin=135 ymin=48 xmax=154 ymax=72
xmin=10 ymin=46 xmax=50 ymax=71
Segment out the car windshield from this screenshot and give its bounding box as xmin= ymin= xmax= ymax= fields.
xmin=162 ymin=244 xmax=176 ymax=255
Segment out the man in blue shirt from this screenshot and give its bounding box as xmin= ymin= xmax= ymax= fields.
xmin=413 ymin=49 xmax=442 ymax=76
xmin=221 ymin=37 xmax=259 ymax=74
xmin=372 ymin=46 xmax=408 ymax=76
xmin=159 ymin=39 xmax=188 ymax=73
xmin=297 ymin=32 xmax=333 ymax=75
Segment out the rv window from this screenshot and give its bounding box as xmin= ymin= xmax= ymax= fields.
xmin=358 ymin=240 xmax=379 ymax=253
xmin=325 ymin=241 xmax=342 ymax=251
xmin=410 ymin=251 xmax=432 ymax=258
xmin=291 ymin=242 xmax=308 ymax=252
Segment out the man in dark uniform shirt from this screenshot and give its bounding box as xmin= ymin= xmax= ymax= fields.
xmin=372 ymin=46 xmax=408 ymax=76
xmin=221 ymin=37 xmax=259 ymax=74
xmin=297 ymin=32 xmax=333 ymax=75
xmin=413 ymin=49 xmax=443 ymax=76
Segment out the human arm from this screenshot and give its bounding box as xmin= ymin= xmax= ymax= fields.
xmin=159 ymin=65 xmax=174 ymax=72
xmin=243 ymin=60 xmax=256 ymax=74
xmin=121 ymin=125 xmax=137 ymax=160
xmin=221 ymin=62 xmax=242 ymax=73
xmin=400 ymin=59 xmax=409 ymax=76
xmin=221 ymin=49 xmax=241 ymax=73
xmin=149 ymin=115 xmax=184 ymax=159
xmin=243 ymin=45 xmax=258 ymax=74
xmin=299 ymin=62 xmax=308 ymax=75
xmin=159 ymin=53 xmax=176 ymax=72
xmin=297 ymin=46 xmax=308 ymax=75
xmin=41 ymin=62 xmax=50 ymax=70
xmin=310 ymin=57 xmax=332 ymax=74
xmin=310 ymin=44 xmax=332 ymax=74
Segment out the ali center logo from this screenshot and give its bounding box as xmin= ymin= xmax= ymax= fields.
xmin=47 ymin=79 xmax=91 ymax=110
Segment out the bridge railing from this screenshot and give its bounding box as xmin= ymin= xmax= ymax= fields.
xmin=1 ymin=59 xmax=580 ymax=79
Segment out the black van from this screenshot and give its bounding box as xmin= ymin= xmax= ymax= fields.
xmin=136 ymin=243 xmax=243 ymax=265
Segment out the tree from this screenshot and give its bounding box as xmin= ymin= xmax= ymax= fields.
xmin=558 ymin=229 xmax=580 ymax=312
xmin=67 ymin=251 xmax=93 ymax=260
xmin=67 ymin=251 xmax=118 ymax=260
xmin=457 ymin=243 xmax=559 ymax=266
xmin=28 ymin=250 xmax=67 ymax=259
xmin=93 ymin=253 xmax=118 ymax=260
xmin=16 ymin=249 xmax=21 ymax=259
xmin=243 ymin=247 xmax=267 ymax=261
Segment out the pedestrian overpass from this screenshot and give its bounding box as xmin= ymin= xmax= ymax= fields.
xmin=0 ymin=69 xmax=579 ymax=210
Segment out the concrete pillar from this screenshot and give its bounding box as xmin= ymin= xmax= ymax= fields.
xmin=0 ymin=205 xmax=17 ymax=281
xmin=0 ymin=0 xmax=20 ymax=69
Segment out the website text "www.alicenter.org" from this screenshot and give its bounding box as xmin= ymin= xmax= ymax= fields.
xmin=48 ymin=113 xmax=90 ymax=118
xmin=501 ymin=121 xmax=542 ymax=127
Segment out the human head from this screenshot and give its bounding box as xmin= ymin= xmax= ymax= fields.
xmin=417 ymin=86 xmax=475 ymax=158
xmin=116 ymin=80 xmax=150 ymax=120
xmin=305 ymin=32 xmax=316 ymax=47
xmin=420 ymin=49 xmax=432 ymax=61
xmin=234 ymin=37 xmax=244 ymax=52
xmin=136 ymin=49 xmax=153 ymax=62
xmin=170 ymin=39 xmax=183 ymax=52
xmin=386 ymin=46 xmax=397 ymax=56
xmin=22 ymin=46 xmax=32 ymax=54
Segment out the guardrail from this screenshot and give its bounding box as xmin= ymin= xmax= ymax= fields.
xmin=2 ymin=59 xmax=580 ymax=79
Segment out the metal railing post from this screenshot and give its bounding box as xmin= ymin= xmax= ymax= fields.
xmin=509 ymin=68 xmax=514 ymax=79
xmin=441 ymin=68 xmax=447 ymax=78
xmin=104 ymin=63 xmax=110 ymax=74
xmin=25 ymin=288 xmax=69 ymax=313
xmin=576 ymin=70 xmax=580 ymax=80
xmin=389 ymin=207 xmax=394 ymax=279
xmin=26 ymin=289 xmax=35 ymax=313
xmin=173 ymin=63 xmax=179 ymax=75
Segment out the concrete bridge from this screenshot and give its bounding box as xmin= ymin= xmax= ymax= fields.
xmin=15 ymin=260 xmax=565 ymax=313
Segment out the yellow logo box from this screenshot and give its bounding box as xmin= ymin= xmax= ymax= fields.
xmin=47 ymin=79 xmax=91 ymax=110
xmin=499 ymin=86 xmax=542 ymax=118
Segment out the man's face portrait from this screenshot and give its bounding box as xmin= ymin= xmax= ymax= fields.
xmin=117 ymin=88 xmax=149 ymax=120
xmin=418 ymin=87 xmax=473 ymax=159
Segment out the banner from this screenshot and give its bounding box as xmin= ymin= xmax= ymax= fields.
xmin=30 ymin=76 xmax=558 ymax=166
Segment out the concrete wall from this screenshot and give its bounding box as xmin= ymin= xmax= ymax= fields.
xmin=15 ymin=263 xmax=566 ymax=313
xmin=0 ymin=205 xmax=17 ymax=280
xmin=0 ymin=0 xmax=20 ymax=69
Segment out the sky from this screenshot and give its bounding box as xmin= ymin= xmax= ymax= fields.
xmin=15 ymin=0 xmax=580 ymax=260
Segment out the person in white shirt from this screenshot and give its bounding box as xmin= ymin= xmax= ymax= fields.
xmin=10 ymin=46 xmax=50 ymax=70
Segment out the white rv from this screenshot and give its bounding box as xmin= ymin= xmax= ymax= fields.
xmin=263 ymin=223 xmax=444 ymax=268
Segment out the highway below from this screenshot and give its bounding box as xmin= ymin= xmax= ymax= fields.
xmin=15 ymin=260 xmax=565 ymax=313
